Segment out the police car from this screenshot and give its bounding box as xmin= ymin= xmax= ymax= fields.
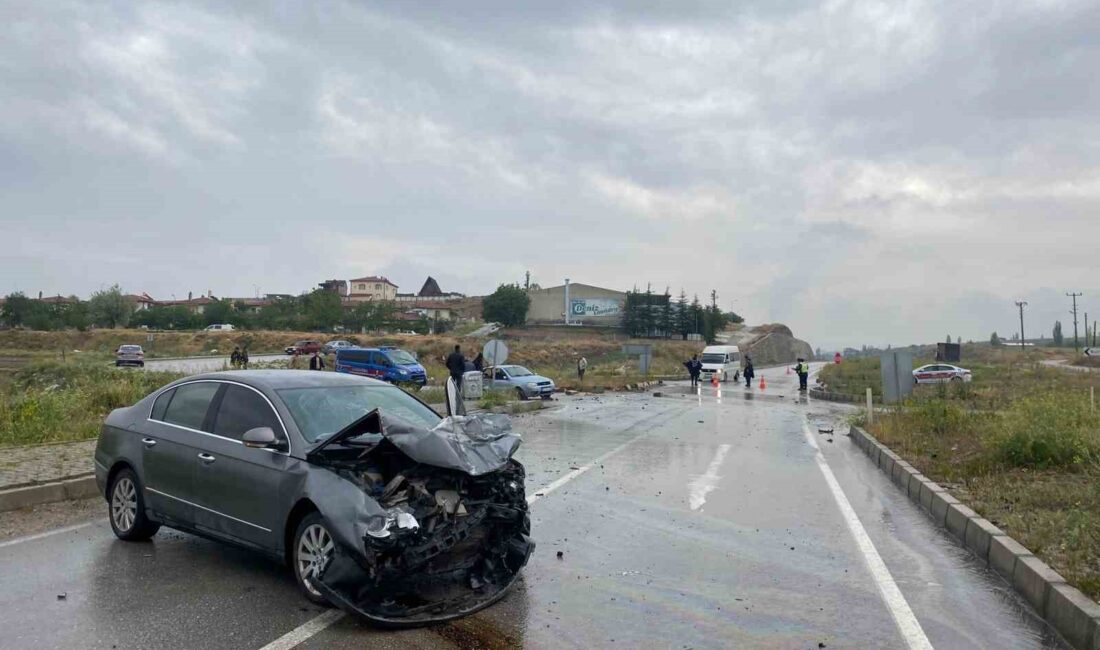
xmin=912 ymin=364 xmax=972 ymax=384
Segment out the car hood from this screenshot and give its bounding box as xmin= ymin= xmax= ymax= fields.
xmin=306 ymin=409 xmax=520 ymax=476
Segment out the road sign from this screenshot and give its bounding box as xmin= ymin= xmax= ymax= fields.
xmin=1086 ymin=348 xmax=1094 ymax=357
xmin=483 ymin=339 xmax=509 ymax=366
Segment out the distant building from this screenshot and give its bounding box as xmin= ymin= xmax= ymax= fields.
xmin=526 ymin=282 xmax=626 ymax=327
xmin=395 ymin=276 xmax=465 ymax=303
xmin=348 ymin=276 xmax=398 ymax=303
xmin=156 ymin=293 xmax=218 ymax=315
xmin=122 ymin=293 xmax=157 ymax=312
xmin=318 ymin=279 xmax=348 ymax=296
xmin=224 ymin=297 xmax=272 ymax=314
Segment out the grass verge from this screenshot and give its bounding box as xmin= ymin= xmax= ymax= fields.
xmin=0 ymin=361 xmax=185 ymax=446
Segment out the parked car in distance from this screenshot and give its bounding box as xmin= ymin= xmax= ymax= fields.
xmin=485 ymin=365 xmax=555 ymax=400
xmin=913 ymin=364 xmax=972 ymax=384
xmin=321 ymin=340 xmax=354 ymax=354
xmin=93 ymin=370 xmax=532 ymax=625
xmin=285 ymin=340 xmax=322 ymax=355
xmin=334 ymin=347 xmax=427 ymax=387
xmin=205 ymin=323 xmax=235 ymax=331
xmin=115 ymin=344 xmax=145 ymax=367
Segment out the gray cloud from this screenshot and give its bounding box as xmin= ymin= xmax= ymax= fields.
xmin=2 ymin=0 xmax=1098 ymax=349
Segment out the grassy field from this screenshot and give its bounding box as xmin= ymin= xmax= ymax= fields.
xmin=0 ymin=362 xmax=186 ymax=446
xmin=841 ymin=351 xmax=1100 ymax=600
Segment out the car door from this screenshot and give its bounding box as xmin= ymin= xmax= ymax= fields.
xmin=190 ymin=383 xmax=291 ymax=549
xmin=142 ymin=382 xmax=220 ymax=525
xmin=492 ymin=367 xmax=511 ymax=389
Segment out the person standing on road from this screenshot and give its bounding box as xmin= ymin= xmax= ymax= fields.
xmin=577 ymin=356 xmax=588 ymax=382
xmin=309 ymin=350 xmax=326 ymax=371
xmin=795 ymin=358 xmax=809 ymax=391
xmin=743 ymin=356 xmax=755 ymax=388
xmin=685 ymin=354 xmax=702 ymax=387
xmin=241 ymin=347 xmax=249 ymax=370
xmin=446 ymin=345 xmax=466 ymax=389
xmin=472 ymin=352 xmax=485 ymax=372
xmin=230 ymin=346 xmax=242 ymax=369
xmin=289 ymin=351 xmax=302 ymax=370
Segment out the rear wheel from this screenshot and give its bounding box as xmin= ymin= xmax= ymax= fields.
xmin=293 ymin=512 xmax=334 ymax=606
xmin=108 ymin=468 xmax=160 ymax=541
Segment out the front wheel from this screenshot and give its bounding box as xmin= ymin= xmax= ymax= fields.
xmin=516 ymin=387 xmax=528 ymax=401
xmin=108 ymin=468 xmax=160 ymax=541
xmin=293 ymin=512 xmax=335 ymax=606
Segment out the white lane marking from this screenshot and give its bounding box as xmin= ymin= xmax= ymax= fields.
xmin=262 ymin=406 xmax=680 ymax=649
xmin=801 ymin=420 xmax=933 ymax=650
xmin=688 ymin=444 xmax=732 ymax=511
xmin=526 ymin=423 xmax=657 ymax=505
xmin=0 ymin=521 xmax=96 ymax=549
xmin=257 ymin=609 xmax=344 ymax=650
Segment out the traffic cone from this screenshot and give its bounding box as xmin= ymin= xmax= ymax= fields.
xmin=711 ymin=373 xmax=719 ymax=388
xmin=759 ymin=376 xmax=766 ymax=390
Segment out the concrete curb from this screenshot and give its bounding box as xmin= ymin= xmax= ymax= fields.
xmin=848 ymin=425 xmax=1100 ymax=649
xmin=807 ymin=387 xmax=864 ymax=403
xmin=0 ymin=475 xmax=98 ymax=513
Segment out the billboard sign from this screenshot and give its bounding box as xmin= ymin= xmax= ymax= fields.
xmin=570 ymin=298 xmax=621 ymax=318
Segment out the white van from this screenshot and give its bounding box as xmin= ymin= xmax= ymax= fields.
xmin=699 ymin=345 xmax=741 ymax=383
xmin=204 ymin=323 xmax=235 ymax=332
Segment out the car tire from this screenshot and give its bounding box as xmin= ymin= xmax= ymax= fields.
xmin=108 ymin=468 xmax=160 ymax=541
xmin=138 ymin=362 xmax=144 ymax=368
xmin=293 ymin=512 xmax=335 ymax=606
xmin=951 ymin=376 xmax=962 ymax=382
xmin=516 ymin=388 xmax=528 ymax=401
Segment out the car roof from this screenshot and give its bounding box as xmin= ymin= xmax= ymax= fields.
xmin=174 ymin=370 xmax=390 ymax=390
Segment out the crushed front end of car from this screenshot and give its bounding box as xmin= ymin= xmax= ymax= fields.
xmin=305 ymin=410 xmax=534 ymax=626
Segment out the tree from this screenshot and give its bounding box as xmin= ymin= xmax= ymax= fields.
xmin=1053 ymin=321 xmax=1064 ymax=346
xmin=88 ymin=285 xmax=130 ymax=328
xmin=202 ymin=299 xmax=233 ymax=326
xmin=660 ymin=288 xmax=673 ymax=339
xmin=724 ymin=311 xmax=744 ymax=324
xmin=301 ymin=289 xmax=342 ymax=330
xmin=1 ymin=292 xmax=35 ymax=327
xmin=690 ymin=295 xmax=703 ymax=338
xmin=639 ymin=284 xmax=655 ymax=337
xmin=676 ymin=289 xmax=691 ymax=340
xmin=482 ymin=284 xmax=529 ymax=327
xmin=990 ymin=332 xmax=1001 ymax=346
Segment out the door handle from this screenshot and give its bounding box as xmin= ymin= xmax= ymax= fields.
xmin=141 ymin=438 xmax=157 ymax=448
xmin=197 ymin=453 xmax=216 ymax=464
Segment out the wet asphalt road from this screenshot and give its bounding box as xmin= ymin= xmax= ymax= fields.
xmin=144 ymin=354 xmax=285 ymax=374
xmin=0 ymin=365 xmax=1068 ymax=649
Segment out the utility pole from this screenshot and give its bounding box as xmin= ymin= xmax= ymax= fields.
xmin=710 ymin=289 xmax=718 ymax=311
xmin=1067 ymin=292 xmax=1083 ymax=353
xmin=1015 ymin=301 xmax=1027 ymax=352
xmin=524 ymin=271 xmax=530 ymax=291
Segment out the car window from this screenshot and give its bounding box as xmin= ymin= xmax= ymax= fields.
xmin=494 ymin=368 xmax=508 ymax=380
xmin=277 ymin=385 xmax=441 ymax=443
xmin=151 ymin=388 xmax=174 ymax=421
xmin=162 ymin=382 xmax=220 ymax=431
xmin=339 ymin=349 xmax=368 ymax=363
xmin=507 ymin=366 xmax=533 ymax=377
xmin=388 ymin=349 xmax=417 ymax=364
xmin=212 ymin=385 xmax=283 ymax=442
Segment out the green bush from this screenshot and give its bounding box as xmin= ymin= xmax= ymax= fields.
xmin=992 ymin=394 xmax=1100 ymax=468
xmin=912 ymin=398 xmax=968 ymax=435
xmin=478 ymin=389 xmax=515 ymax=410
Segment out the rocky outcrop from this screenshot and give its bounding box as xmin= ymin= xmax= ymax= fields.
xmin=720 ymin=323 xmax=813 ymax=366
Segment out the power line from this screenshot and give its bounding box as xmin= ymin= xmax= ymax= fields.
xmin=1015 ymin=301 xmax=1028 ymax=352
xmin=1067 ymin=292 xmax=1083 ymax=354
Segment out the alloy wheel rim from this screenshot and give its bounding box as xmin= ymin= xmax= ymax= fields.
xmin=111 ymin=478 xmax=137 ymax=532
xmin=297 ymin=524 xmax=334 ymax=597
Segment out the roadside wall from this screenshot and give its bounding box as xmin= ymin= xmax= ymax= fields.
xmin=526 ymin=283 xmax=625 ymax=327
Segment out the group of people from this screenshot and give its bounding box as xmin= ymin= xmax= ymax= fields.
xmin=229 ymin=346 xmax=250 ymax=369
xmin=288 ymin=349 xmax=326 ymax=371
xmin=683 ymin=354 xmax=810 ymax=390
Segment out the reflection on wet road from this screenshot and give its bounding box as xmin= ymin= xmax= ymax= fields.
xmin=0 ymin=375 xmax=1069 ymax=648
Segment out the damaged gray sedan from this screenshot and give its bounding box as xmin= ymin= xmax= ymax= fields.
xmin=94 ymin=370 xmax=533 ymax=625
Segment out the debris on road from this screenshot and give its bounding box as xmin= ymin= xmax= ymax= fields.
xmin=556 ymin=551 xmax=564 ymax=559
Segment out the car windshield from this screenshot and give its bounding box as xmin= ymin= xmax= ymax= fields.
xmin=119 ymin=345 xmax=141 ymax=352
xmin=505 ymin=366 xmax=533 ymax=377
xmin=700 ymin=353 xmax=726 ymax=363
xmin=278 ymin=385 xmax=441 ymax=443
xmin=387 ymin=349 xmax=417 ymax=364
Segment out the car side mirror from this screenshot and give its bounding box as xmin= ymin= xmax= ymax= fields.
xmin=243 ymin=427 xmax=285 ymax=451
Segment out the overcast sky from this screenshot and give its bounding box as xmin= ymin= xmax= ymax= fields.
xmin=2 ymin=1 xmax=1098 ymax=349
